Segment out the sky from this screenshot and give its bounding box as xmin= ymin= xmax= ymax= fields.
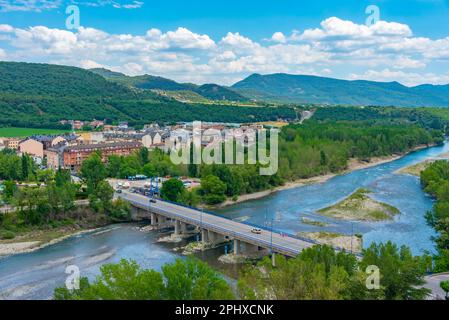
xmin=1 ymin=0 xmax=449 ymax=86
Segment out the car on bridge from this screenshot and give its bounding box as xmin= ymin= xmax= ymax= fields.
xmin=251 ymin=228 xmax=262 ymax=234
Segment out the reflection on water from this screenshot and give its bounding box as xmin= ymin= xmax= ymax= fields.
xmin=1 ymin=142 xmax=448 ymax=300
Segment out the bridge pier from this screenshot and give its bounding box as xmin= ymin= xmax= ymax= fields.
xmin=151 ymin=213 xmax=157 ymax=226
xmin=180 ymin=222 xmax=188 ymax=233
xmin=174 ymin=220 xmax=181 ymax=235
xmin=233 ymin=239 xmax=240 ymax=255
xmin=201 ymin=229 xmax=209 ymax=244
xmin=241 ymin=242 xmax=259 ymax=254
xmin=207 ymin=231 xmax=226 ymax=246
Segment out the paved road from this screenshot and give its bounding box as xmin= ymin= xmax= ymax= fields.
xmin=118 ymin=191 xmax=316 ymax=257
xmin=423 ymin=273 xmax=449 ymax=300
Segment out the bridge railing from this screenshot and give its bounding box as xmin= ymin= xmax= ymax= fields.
xmin=129 ymin=194 xmax=352 ymax=254
xmin=152 ymin=198 xmax=330 ymax=248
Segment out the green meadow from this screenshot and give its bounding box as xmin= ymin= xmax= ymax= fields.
xmin=0 ymin=127 xmax=71 ymax=138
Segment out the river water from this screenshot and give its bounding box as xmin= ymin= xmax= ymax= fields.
xmin=1 ymin=142 xmax=448 ymax=300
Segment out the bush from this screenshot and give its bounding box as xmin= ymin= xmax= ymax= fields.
xmin=1 ymin=230 xmax=16 ymax=240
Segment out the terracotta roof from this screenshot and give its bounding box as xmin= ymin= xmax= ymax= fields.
xmin=65 ymin=141 xmax=141 ymax=152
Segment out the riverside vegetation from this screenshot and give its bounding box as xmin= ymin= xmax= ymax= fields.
xmin=421 ymin=160 xmax=449 ymax=272
xmin=101 ymin=119 xmax=444 ymax=207
xmin=54 ymin=243 xmax=431 ymax=300
xmin=0 ymin=151 xmax=131 ymax=245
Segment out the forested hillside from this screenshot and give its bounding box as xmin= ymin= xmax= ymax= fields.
xmin=0 ymin=62 xmax=293 ymax=128
xmin=232 ymin=73 xmax=449 ymax=107
xmin=90 ymin=68 xmax=247 ymax=102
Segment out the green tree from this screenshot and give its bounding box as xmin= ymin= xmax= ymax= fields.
xmin=162 ymin=258 xmax=234 ymax=300
xmin=161 ymin=178 xmax=185 ymax=202
xmin=106 ymin=155 xmax=122 ymax=178
xmin=21 ymin=154 xmax=30 ymax=181
xmin=238 ymin=245 xmax=357 ymax=300
xmin=54 ymin=258 xmax=234 ymax=300
xmin=90 ymin=180 xmax=114 ymax=215
xmin=360 ymin=241 xmax=430 ymax=300
xmin=80 ymin=153 xmax=107 ymax=193
xmin=108 ymin=198 xmax=131 ymax=221
xmin=440 ymin=280 xmax=449 ymax=300
xmin=199 ymin=175 xmax=227 ymax=205
xmin=142 ymin=163 xmax=157 ymax=177
xmin=3 ymin=180 xmax=17 ymax=202
xmin=138 ymin=147 xmax=150 ymax=166
xmin=55 ymin=168 xmax=72 ymax=187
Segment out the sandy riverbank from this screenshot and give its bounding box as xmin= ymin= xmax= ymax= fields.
xmin=0 ymin=228 xmax=99 ymax=257
xmin=215 ymin=151 xmax=412 ymax=208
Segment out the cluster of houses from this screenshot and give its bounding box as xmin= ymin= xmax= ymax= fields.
xmin=0 ymin=121 xmax=268 ymax=173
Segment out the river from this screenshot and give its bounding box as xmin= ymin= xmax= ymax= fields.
xmin=1 ymin=141 xmax=448 ymax=300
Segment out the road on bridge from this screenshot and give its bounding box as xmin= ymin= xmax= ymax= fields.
xmin=118 ymin=191 xmax=316 ymax=257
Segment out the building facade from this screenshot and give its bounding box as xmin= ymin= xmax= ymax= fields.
xmin=62 ymin=141 xmax=142 ymax=171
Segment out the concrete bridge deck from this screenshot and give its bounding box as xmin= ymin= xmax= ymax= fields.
xmin=118 ymin=191 xmax=317 ymax=257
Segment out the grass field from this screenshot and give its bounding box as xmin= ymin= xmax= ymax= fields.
xmin=0 ymin=127 xmax=71 ymax=138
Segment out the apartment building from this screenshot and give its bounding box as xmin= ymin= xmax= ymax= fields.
xmin=62 ymin=141 xmax=142 ymax=171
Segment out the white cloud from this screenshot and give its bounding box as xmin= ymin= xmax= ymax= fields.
xmin=0 ymin=0 xmax=62 ymax=12
xmin=349 ymin=69 xmax=449 ymax=86
xmin=271 ymin=32 xmax=286 ymax=43
xmin=1 ymin=16 xmax=449 ymax=86
xmin=0 ymin=24 xmax=14 ymax=33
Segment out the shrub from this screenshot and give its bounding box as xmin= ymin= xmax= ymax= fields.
xmin=1 ymin=230 xmax=16 ymax=240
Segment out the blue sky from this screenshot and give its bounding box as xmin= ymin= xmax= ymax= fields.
xmin=1 ymin=0 xmax=449 ymax=85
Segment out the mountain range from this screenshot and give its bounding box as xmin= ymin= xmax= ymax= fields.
xmin=90 ymin=68 xmax=247 ymax=102
xmin=93 ymin=67 xmax=449 ymax=107
xmin=0 ymin=61 xmax=293 ymax=128
xmin=2 ymin=60 xmax=449 ymax=129
xmin=231 ymin=73 xmax=449 ymax=107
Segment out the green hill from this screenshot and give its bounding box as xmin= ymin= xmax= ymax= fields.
xmin=0 ymin=62 xmax=294 ymax=128
xmin=90 ymin=68 xmax=247 ymax=102
xmin=232 ymin=73 xmax=449 ymax=107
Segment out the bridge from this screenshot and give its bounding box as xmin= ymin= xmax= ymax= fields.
xmin=118 ymin=191 xmax=319 ymax=258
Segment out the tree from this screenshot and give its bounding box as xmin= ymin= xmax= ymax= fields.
xmin=54 ymin=258 xmax=234 ymax=300
xmin=238 ymin=245 xmax=357 ymax=300
xmin=199 ymin=175 xmax=227 ymax=205
xmin=440 ymin=281 xmax=449 ymax=300
xmin=54 ymin=259 xmax=164 ymax=300
xmin=90 ymin=180 xmax=114 ymax=214
xmin=320 ymin=150 xmax=327 ymax=166
xmin=55 ymin=168 xmax=72 ymax=187
xmin=138 ymin=147 xmax=149 ymax=166
xmin=142 ymin=163 xmax=157 ymax=177
xmin=21 ymin=154 xmax=30 ymax=181
xmin=162 ymin=258 xmax=234 ymax=300
xmin=80 ymin=153 xmax=107 ymax=193
xmin=3 ymin=180 xmax=16 ymax=202
xmin=106 ymin=155 xmax=122 ymax=178
xmin=360 ymin=241 xmax=431 ymax=300
xmin=108 ymin=198 xmax=131 ymax=221
xmin=161 ymin=178 xmax=185 ymax=202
